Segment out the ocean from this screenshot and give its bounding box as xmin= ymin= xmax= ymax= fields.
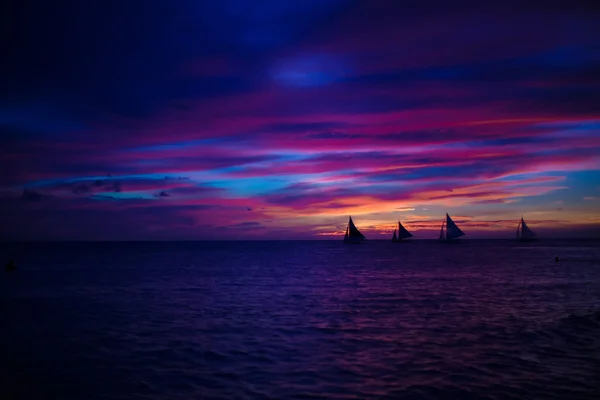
xmin=1 ymin=239 xmax=599 ymax=400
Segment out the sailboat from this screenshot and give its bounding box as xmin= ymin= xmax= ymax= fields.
xmin=439 ymin=213 xmax=465 ymax=242
xmin=516 ymin=216 xmax=537 ymax=241
xmin=392 ymin=220 xmax=413 ymax=242
xmin=343 ymin=216 xmax=366 ymax=244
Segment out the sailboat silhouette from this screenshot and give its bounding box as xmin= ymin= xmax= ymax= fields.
xmin=439 ymin=213 xmax=465 ymax=242
xmin=343 ymin=216 xmax=366 ymax=244
xmin=516 ymin=216 xmax=537 ymax=241
xmin=392 ymin=220 xmax=413 ymax=242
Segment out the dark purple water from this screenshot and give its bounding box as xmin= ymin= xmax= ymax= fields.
xmin=1 ymin=240 xmax=600 ymax=400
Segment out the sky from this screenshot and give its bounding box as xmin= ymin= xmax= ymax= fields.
xmin=1 ymin=0 xmax=600 ymax=240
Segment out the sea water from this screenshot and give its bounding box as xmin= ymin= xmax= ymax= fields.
xmin=1 ymin=240 xmax=599 ymax=399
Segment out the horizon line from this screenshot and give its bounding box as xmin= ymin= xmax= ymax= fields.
xmin=1 ymin=237 xmax=599 ymax=243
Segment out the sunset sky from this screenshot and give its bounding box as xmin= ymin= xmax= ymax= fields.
xmin=2 ymin=0 xmax=600 ymax=240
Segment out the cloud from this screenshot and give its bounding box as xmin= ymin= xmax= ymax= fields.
xmin=224 ymin=221 xmax=266 ymax=231
xmin=20 ymin=189 xmax=44 ymax=202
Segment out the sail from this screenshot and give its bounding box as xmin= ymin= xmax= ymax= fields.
xmin=398 ymin=221 xmax=413 ymax=239
xmin=348 ymin=216 xmax=365 ymax=238
xmin=344 ymin=216 xmax=366 ymax=243
xmin=392 ymin=229 xmax=397 ymax=242
xmin=519 ymin=217 xmax=536 ymax=239
xmin=445 ymin=213 xmax=465 ymax=240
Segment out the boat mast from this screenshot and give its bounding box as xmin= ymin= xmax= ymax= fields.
xmin=439 ymin=219 xmax=446 ymax=240
xmin=344 ymin=221 xmax=349 ymax=241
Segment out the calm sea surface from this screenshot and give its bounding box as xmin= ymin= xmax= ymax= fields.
xmin=1 ymin=240 xmax=599 ymax=400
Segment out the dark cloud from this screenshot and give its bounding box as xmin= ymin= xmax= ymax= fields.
xmin=58 ymin=178 xmax=123 ymax=196
xmin=307 ymin=132 xmax=364 ymax=140
xmin=71 ymin=183 xmax=90 ymax=194
xmin=224 ymin=221 xmax=266 ymax=231
xmin=1 ymin=0 xmax=347 ymax=119
xmin=262 ymin=122 xmax=352 ymax=134
xmin=20 ymin=189 xmax=44 ymax=202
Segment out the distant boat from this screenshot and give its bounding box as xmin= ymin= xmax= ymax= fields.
xmin=516 ymin=216 xmax=537 ymax=241
xmin=5 ymin=260 xmax=16 ymax=272
xmin=439 ymin=213 xmax=465 ymax=242
xmin=344 ymin=216 xmax=366 ymax=244
xmin=392 ymin=220 xmax=413 ymax=242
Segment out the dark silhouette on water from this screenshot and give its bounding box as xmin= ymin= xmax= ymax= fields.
xmin=391 ymin=220 xmax=413 ymax=242
xmin=439 ymin=213 xmax=465 ymax=242
xmin=5 ymin=260 xmax=16 ymax=272
xmin=516 ymin=215 xmax=537 ymax=241
xmin=343 ymin=216 xmax=366 ymax=244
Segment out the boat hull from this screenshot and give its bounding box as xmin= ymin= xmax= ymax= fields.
xmin=517 ymin=237 xmax=537 ymax=242
xmin=439 ymin=238 xmax=462 ymax=243
xmin=344 ymin=237 xmax=365 ymax=244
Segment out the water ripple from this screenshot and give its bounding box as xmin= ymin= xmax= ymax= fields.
xmin=1 ymin=240 xmax=599 ymax=399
